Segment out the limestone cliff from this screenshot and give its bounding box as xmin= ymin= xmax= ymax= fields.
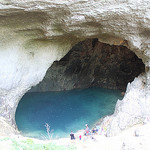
xmin=0 ymin=0 xmax=149 ymax=136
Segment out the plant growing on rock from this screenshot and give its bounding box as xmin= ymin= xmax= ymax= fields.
xmin=45 ymin=122 xmax=54 ymax=140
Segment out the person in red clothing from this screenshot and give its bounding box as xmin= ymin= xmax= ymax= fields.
xmin=79 ymin=135 xmax=82 ymax=140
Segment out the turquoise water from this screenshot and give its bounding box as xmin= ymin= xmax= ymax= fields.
xmin=15 ymin=88 xmax=122 ymax=139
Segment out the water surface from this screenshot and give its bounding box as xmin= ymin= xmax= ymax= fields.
xmin=15 ymin=88 xmax=122 ymax=139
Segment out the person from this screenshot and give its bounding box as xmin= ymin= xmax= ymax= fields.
xmin=85 ymin=124 xmax=90 ymax=136
xmin=92 ymin=128 xmax=96 ymax=134
xmin=95 ymin=126 xmax=99 ymax=133
xmin=70 ymin=131 xmax=75 ymax=140
xmin=79 ymin=134 xmax=82 ymax=140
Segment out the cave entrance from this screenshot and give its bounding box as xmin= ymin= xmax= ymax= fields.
xmin=15 ymin=39 xmax=145 ymax=139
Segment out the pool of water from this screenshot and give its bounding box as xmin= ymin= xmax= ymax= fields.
xmin=15 ymin=88 xmax=123 ymax=139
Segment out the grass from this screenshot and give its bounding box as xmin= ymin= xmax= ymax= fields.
xmin=0 ymin=137 xmax=76 ymax=150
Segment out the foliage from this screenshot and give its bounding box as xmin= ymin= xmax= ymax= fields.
xmin=0 ymin=137 xmax=76 ymax=150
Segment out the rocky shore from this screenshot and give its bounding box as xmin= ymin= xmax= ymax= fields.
xmin=1 ymin=121 xmax=150 ymax=150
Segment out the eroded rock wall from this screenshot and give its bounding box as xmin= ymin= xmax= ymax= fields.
xmin=0 ymin=0 xmax=149 ymax=136
xmin=30 ymin=39 xmax=145 ymax=92
xmin=0 ymin=11 xmax=76 ymax=127
xmin=105 ymin=72 xmax=150 ymax=136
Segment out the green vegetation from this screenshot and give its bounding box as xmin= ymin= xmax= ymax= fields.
xmin=0 ymin=137 xmax=76 ymax=150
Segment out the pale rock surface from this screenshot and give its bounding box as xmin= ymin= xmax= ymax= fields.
xmin=0 ymin=117 xmax=18 ymax=136
xmin=106 ymin=73 xmax=150 ymax=136
xmin=0 ymin=0 xmax=149 ymax=138
xmin=1 ymin=123 xmax=150 ymax=150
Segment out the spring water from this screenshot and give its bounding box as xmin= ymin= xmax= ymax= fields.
xmin=15 ymin=88 xmax=122 ymax=139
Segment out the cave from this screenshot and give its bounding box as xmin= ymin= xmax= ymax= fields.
xmin=15 ymin=39 xmax=145 ymax=139
xmin=30 ymin=38 xmax=145 ymax=92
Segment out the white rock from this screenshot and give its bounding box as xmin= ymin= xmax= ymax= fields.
xmin=0 ymin=0 xmax=149 ymax=135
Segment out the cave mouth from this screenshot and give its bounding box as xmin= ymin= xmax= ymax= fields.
xmin=30 ymin=38 xmax=145 ymax=92
xmin=15 ymin=38 xmax=145 ymax=139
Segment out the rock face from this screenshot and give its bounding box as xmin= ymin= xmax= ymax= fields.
xmin=0 ymin=117 xmax=18 ymax=136
xmin=30 ymin=39 xmax=144 ymax=92
xmin=0 ymin=0 xmax=149 ymax=136
xmin=106 ymin=73 xmax=150 ymax=136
